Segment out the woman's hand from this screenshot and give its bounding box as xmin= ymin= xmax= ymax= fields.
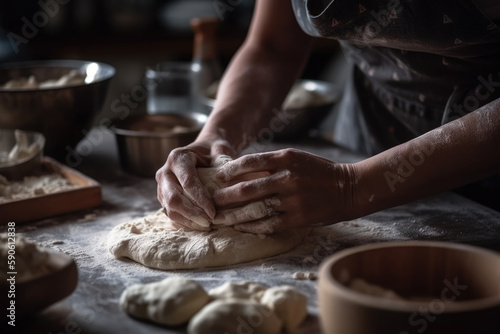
xmin=156 ymin=139 xmax=235 ymax=231
xmin=211 ymin=148 xmax=359 ymax=234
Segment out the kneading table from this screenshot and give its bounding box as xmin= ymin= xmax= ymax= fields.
xmin=5 ymin=130 xmax=500 ymax=334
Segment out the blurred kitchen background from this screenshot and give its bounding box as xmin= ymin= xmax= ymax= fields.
xmin=0 ymin=0 xmax=347 ymax=123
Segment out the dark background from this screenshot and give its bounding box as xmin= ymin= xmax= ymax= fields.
xmin=0 ymin=0 xmax=342 ymax=119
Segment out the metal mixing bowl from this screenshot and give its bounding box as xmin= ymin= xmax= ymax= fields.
xmin=111 ymin=113 xmax=207 ymax=177
xmin=0 ymin=60 xmax=115 ymax=159
xmin=202 ymin=79 xmax=341 ymax=139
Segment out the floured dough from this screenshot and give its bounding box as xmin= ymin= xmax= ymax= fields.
xmin=107 ymin=162 xmax=310 ymax=270
xmin=120 ymin=277 xmax=210 ymax=326
xmin=260 ymin=286 xmax=308 ymax=332
xmin=107 ymin=210 xmax=310 ymax=270
xmin=208 ymin=281 xmax=267 ymax=301
xmin=187 ymin=299 xmax=282 ymax=334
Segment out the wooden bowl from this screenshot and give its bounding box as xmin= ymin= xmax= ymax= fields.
xmin=318 ymin=241 xmax=500 ymax=334
xmin=0 ymin=251 xmax=78 ymax=318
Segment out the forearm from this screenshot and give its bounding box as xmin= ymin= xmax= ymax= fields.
xmin=196 ymin=0 xmax=312 ymax=154
xmin=197 ymin=42 xmax=311 ymax=153
xmin=354 ymin=99 xmax=500 ymax=216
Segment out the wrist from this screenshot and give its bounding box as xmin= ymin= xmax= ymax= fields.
xmin=334 ymin=162 xmax=362 ymax=222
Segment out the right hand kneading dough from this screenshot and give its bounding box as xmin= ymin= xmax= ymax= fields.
xmin=120 ymin=277 xmax=210 ymax=326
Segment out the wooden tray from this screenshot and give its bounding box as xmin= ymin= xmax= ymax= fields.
xmin=0 ymin=157 xmax=101 ymax=223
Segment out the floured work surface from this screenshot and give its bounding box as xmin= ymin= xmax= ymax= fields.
xmin=0 ymin=157 xmax=101 ymax=223
xmin=5 ymin=132 xmax=500 ymax=334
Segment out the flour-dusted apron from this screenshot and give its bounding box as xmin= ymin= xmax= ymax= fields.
xmin=292 ymin=0 xmax=500 ymax=155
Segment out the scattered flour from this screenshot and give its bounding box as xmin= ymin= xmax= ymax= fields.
xmin=0 ymin=173 xmax=76 ymax=203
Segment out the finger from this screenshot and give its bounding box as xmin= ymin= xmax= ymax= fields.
xmin=215 ymin=152 xmax=283 ymax=182
xmin=213 ymin=170 xmax=291 ymax=207
xmin=166 ymin=210 xmax=212 ymax=232
xmin=170 ymin=157 xmax=216 ymax=219
xmin=212 ymin=197 xmax=281 ymax=226
xmin=161 ymin=172 xmax=212 ymax=228
xmin=234 ymin=215 xmax=284 ymax=234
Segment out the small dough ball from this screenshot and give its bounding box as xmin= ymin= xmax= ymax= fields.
xmin=188 ymin=299 xmax=282 ymax=334
xmin=120 ymin=277 xmax=210 ymax=326
xmin=208 ymin=281 xmax=267 ymax=301
xmin=260 ymin=285 xmax=308 ymax=332
xmin=293 ymin=271 xmax=317 ymax=280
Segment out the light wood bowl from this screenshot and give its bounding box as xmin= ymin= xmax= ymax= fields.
xmin=318 ymin=241 xmax=500 ymax=334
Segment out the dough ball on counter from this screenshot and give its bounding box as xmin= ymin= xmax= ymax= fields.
xmin=188 ymin=299 xmax=282 ymax=334
xmin=120 ymin=277 xmax=210 ymax=326
xmin=208 ymin=281 xmax=267 ymax=301
xmin=260 ymin=286 xmax=308 ymax=332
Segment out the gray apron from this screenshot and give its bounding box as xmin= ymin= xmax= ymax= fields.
xmin=292 ymin=0 xmax=500 ymax=155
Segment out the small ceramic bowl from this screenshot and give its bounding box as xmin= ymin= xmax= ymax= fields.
xmin=111 ymin=113 xmax=207 ymax=177
xmin=318 ymin=241 xmax=500 ymax=334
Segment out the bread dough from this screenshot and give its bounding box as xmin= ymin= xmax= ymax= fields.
xmin=283 ymin=82 xmax=330 ymax=109
xmin=187 ymin=299 xmax=282 ymax=334
xmin=260 ymin=286 xmax=308 ymax=332
xmin=107 ymin=210 xmax=309 ymax=270
xmin=208 ymin=281 xmax=267 ymax=301
xmin=293 ymin=271 xmax=317 ymax=280
xmin=119 ymin=277 xmax=210 ymax=326
xmin=107 ymin=162 xmax=310 ymax=270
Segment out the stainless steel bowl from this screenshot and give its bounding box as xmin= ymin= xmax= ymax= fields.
xmin=111 ymin=113 xmax=207 ymax=177
xmin=0 ymin=129 xmax=45 ymax=180
xmin=202 ymin=79 xmax=341 ymax=139
xmin=0 ymin=60 xmax=115 ymax=159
